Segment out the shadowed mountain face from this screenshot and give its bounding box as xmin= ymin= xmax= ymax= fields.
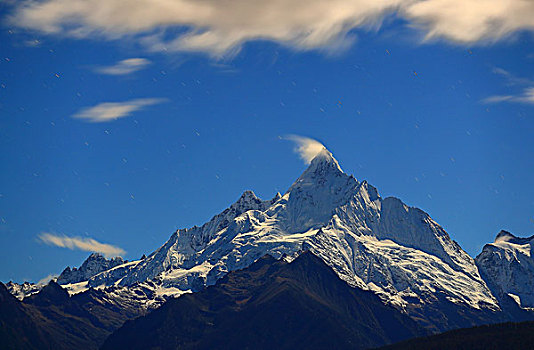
xmin=0 ymin=283 xmax=56 ymax=350
xmin=0 ymin=281 xmax=147 ymax=350
xmin=102 ymin=252 xmax=426 ymax=350
xmin=380 ymin=321 xmax=534 ymax=350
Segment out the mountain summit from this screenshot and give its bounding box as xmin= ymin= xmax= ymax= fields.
xmin=277 ymin=149 xmax=359 ymax=233
xmin=298 ymin=148 xmax=344 ymax=178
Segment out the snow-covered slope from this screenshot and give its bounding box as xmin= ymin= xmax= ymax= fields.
xmin=10 ymin=149 xmax=507 ymax=328
xmin=476 ymin=230 xmax=534 ymax=309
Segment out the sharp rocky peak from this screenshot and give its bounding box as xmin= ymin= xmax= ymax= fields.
xmin=274 ymin=149 xmax=360 ymax=233
xmin=86 ymin=252 xmax=106 ymax=261
xmin=238 ymin=190 xmax=259 ymax=201
xmin=234 ymin=190 xmax=262 ymax=208
xmin=302 ymin=148 xmax=344 ymax=177
xmin=26 ymin=280 xmax=69 ymax=306
xmin=56 ymin=253 xmax=125 ymax=285
xmin=231 ymin=190 xmax=281 ymax=213
xmin=288 ymin=149 xmax=351 ymax=193
xmin=494 ymin=230 xmax=534 ymax=245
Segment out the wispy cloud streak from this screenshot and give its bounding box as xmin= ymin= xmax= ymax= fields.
xmin=38 ymin=233 xmax=125 ymax=258
xmin=94 ymin=58 xmax=151 ymax=75
xmin=483 ymin=68 xmax=534 ymax=106
xmin=491 ymin=67 xmax=534 ymax=87
xmin=37 ymin=274 xmax=57 ymax=286
xmin=72 ymin=98 xmax=167 ymax=122
xmin=483 ymin=87 xmax=534 ymax=105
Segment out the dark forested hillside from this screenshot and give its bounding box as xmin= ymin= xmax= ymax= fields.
xmin=0 ymin=281 xmax=146 ymax=350
xmin=102 ymin=252 xmax=426 ymax=350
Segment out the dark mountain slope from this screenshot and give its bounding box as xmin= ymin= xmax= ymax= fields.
xmin=102 ymin=252 xmax=426 ymax=350
xmin=0 ymin=281 xmax=146 ymax=349
xmin=0 ymin=283 xmax=61 ymax=350
xmin=380 ymin=321 xmax=534 ymax=350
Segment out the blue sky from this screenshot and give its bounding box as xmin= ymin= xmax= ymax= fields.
xmin=0 ymin=0 xmax=533 ymax=283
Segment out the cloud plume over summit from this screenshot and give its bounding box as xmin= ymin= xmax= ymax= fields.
xmin=285 ymin=135 xmax=326 ymax=164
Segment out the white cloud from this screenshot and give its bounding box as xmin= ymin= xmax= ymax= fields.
xmin=9 ymin=0 xmax=534 ymax=57
xmin=94 ymin=58 xmax=151 ymax=75
xmin=285 ymin=135 xmax=326 ymax=164
xmin=404 ymin=0 xmax=534 ymax=44
xmin=37 ymin=274 xmax=57 ymax=286
xmin=38 ymin=232 xmax=125 ymax=258
xmin=483 ymin=87 xmax=534 ymax=105
xmin=491 ymin=67 xmax=534 ymax=86
xmin=483 ymin=68 xmax=534 ymax=105
xmin=72 ymin=98 xmax=167 ymax=122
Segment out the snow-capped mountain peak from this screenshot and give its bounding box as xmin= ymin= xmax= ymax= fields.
xmin=288 ymin=148 xmax=348 ymax=192
xmin=276 ymin=150 xmax=360 ymax=233
xmin=296 ymin=148 xmax=344 ymax=179
xmin=14 ymin=150 xmax=509 ymax=331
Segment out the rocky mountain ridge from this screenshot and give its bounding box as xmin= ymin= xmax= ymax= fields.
xmin=7 ymin=149 xmax=534 ymax=332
